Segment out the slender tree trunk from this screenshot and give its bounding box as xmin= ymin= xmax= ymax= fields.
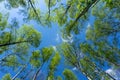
xmin=33 ymin=63 xmax=44 ymax=80
xmin=12 ymin=65 xmax=26 ymax=80
xmin=85 ymin=59 xmax=116 ymax=80
xmin=75 ymin=63 xmax=91 ymax=80
xmin=21 ymin=69 xmax=33 ymax=80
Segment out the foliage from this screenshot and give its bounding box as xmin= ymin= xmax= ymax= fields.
xmin=2 ymin=74 xmax=11 ymax=80
xmin=17 ymin=24 xmax=41 ymax=47
xmin=47 ymin=52 xmax=61 ymax=80
xmin=57 ymin=76 xmax=62 ymax=80
xmin=0 ymin=0 xmax=120 ymax=80
xmin=42 ymin=47 xmax=54 ymax=62
xmin=30 ymin=50 xmax=41 ymax=68
xmin=63 ymin=69 xmax=77 ymax=80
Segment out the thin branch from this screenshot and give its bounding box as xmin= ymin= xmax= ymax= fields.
xmin=65 ymin=5 xmax=71 ymax=14
xmin=48 ymin=0 xmax=51 ymax=19
xmin=28 ymin=0 xmax=41 ymax=23
xmin=0 ymin=40 xmax=30 ymax=47
xmin=61 ymin=4 xmax=71 ymax=21
xmin=68 ymin=0 xmax=99 ymax=32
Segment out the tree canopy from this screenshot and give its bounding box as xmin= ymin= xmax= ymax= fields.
xmin=0 ymin=0 xmax=120 ymax=80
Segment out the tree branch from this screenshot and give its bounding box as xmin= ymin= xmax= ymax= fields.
xmin=28 ymin=0 xmax=41 ymax=23
xmin=48 ymin=0 xmax=51 ymax=19
xmin=68 ymin=0 xmax=99 ymax=33
xmin=0 ymin=40 xmax=30 ymax=47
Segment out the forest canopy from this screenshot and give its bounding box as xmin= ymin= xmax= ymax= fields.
xmin=0 ymin=0 xmax=120 ymax=80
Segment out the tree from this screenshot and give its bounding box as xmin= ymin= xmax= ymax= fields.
xmin=47 ymin=52 xmax=61 ymax=80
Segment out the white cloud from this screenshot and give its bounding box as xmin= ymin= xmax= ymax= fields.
xmin=61 ymin=37 xmax=69 ymax=42
xmin=61 ymin=34 xmax=73 ymax=43
xmin=87 ymin=23 xmax=91 ymax=28
xmin=72 ymin=67 xmax=77 ymax=71
xmin=106 ymin=69 xmax=113 ymax=73
xmin=55 ymin=33 xmax=62 ymax=43
xmin=88 ymin=77 xmax=92 ymax=80
xmin=52 ymin=46 xmax=57 ymax=51
xmin=85 ymin=23 xmax=91 ymax=34
xmin=56 ymin=33 xmax=60 ymax=41
xmin=105 ymin=68 xmax=120 ymax=80
xmin=55 ymin=33 xmax=73 ymax=43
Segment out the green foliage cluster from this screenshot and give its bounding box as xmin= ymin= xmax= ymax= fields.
xmin=42 ymin=47 xmax=54 ymax=62
xmin=63 ymin=69 xmax=77 ymax=80
xmin=0 ymin=13 xmax=8 ymax=30
xmin=7 ymin=0 xmax=27 ymax=8
xmin=30 ymin=50 xmax=41 ymax=68
xmin=17 ymin=24 xmax=41 ymax=47
xmin=2 ymin=74 xmax=11 ymax=80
